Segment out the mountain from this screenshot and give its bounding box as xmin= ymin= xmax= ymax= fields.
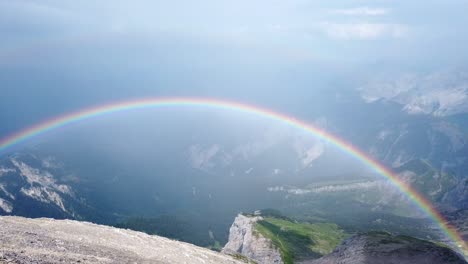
xmin=223 ymin=213 xmax=467 ymax=264
xmin=0 ymin=216 xmax=244 ymax=264
xmin=1 ymin=149 xmax=463 ymax=255
xmin=445 ymin=209 xmax=468 ymax=242
xmin=222 ymin=212 xmax=467 ymax=264
xmin=310 ymin=231 xmax=467 ymax=264
xmin=222 ymin=213 xmax=283 ymax=264
xmin=358 ymin=71 xmax=468 ymax=117
xmin=3 ymin=213 xmax=463 ymax=264
xmin=1 ymin=95 xmax=466 ymax=256
xmin=223 ymin=211 xmax=347 ymax=264
xmin=0 ymin=153 xmax=89 ymax=219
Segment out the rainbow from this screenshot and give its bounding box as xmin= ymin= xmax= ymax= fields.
xmin=0 ymin=97 xmax=466 ymax=254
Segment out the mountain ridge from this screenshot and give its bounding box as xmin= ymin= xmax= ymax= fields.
xmin=0 ymin=216 xmax=243 ymax=264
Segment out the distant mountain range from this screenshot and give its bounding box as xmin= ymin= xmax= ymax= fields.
xmin=0 ymin=90 xmax=466 ymax=260
xmin=358 ymin=70 xmax=468 ymax=117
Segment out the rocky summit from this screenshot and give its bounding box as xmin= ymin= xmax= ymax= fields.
xmin=0 ymin=216 xmax=243 ymax=264
xmin=309 ymin=231 xmax=467 ymax=264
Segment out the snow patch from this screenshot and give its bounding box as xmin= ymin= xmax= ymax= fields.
xmin=0 ymin=184 xmax=15 ymax=200
xmin=0 ymin=167 xmax=16 ymax=177
xmin=0 ymin=198 xmax=13 ymax=213
xmin=10 ymin=159 xmax=71 ymax=195
xmin=20 ymin=187 xmax=67 ymax=212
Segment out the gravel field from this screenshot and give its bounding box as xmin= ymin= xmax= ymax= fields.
xmin=0 ymin=216 xmax=243 ymax=264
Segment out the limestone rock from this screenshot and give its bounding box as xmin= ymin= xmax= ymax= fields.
xmin=309 ymin=232 xmax=467 ymax=264
xmin=222 ymin=214 xmax=283 ymax=264
xmin=0 ymin=216 xmax=243 ymax=264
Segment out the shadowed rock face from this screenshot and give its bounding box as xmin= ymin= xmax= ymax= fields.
xmin=0 ymin=216 xmax=243 ymax=264
xmin=309 ymin=232 xmax=467 ymax=264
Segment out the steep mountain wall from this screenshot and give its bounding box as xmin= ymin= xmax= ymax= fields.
xmin=222 ymin=214 xmax=283 ymax=264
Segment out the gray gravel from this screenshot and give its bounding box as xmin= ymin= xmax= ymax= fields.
xmin=309 ymin=232 xmax=467 ymax=264
xmin=0 ymin=216 xmax=244 ymax=264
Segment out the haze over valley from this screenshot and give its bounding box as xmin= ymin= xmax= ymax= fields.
xmin=1 ymin=1 xmax=467 ymax=263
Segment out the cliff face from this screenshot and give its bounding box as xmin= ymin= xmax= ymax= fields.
xmin=222 ymin=214 xmax=283 ymax=264
xmin=309 ymin=232 xmax=467 ymax=264
xmin=0 ymin=216 xmax=243 ymax=264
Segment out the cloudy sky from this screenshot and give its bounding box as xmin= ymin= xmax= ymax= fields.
xmin=1 ymin=0 xmax=468 ymax=135
xmin=3 ymin=1 xmax=467 ymax=57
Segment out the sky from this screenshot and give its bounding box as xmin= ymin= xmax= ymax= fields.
xmin=2 ymin=1 xmax=467 ymax=58
xmin=1 ymin=0 xmax=468 ymax=135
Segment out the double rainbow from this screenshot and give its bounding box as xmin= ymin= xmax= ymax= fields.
xmin=0 ymin=97 xmax=465 ymax=254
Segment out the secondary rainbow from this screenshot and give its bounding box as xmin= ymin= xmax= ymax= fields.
xmin=0 ymin=97 xmax=465 ymax=254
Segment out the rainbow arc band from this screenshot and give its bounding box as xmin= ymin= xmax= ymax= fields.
xmin=0 ymin=97 xmax=465 ymax=254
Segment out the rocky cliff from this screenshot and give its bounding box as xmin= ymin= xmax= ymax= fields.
xmin=0 ymin=216 xmax=243 ymax=264
xmin=309 ymin=231 xmax=467 ymax=264
xmin=222 ymin=214 xmax=283 ymax=264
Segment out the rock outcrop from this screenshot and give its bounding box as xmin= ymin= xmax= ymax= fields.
xmin=222 ymin=214 xmax=283 ymax=264
xmin=309 ymin=231 xmax=467 ymax=264
xmin=0 ymin=154 xmax=87 ymax=219
xmin=0 ymin=216 xmax=243 ymax=264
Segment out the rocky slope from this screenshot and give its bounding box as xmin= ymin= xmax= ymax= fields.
xmin=0 ymin=154 xmax=89 ymax=219
xmin=309 ymin=231 xmax=467 ymax=264
xmin=445 ymin=209 xmax=468 ymax=242
xmin=0 ymin=216 xmax=243 ymax=264
xmin=222 ymin=214 xmax=283 ymax=264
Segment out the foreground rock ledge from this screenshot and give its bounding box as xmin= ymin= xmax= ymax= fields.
xmin=0 ymin=216 xmax=243 ymax=264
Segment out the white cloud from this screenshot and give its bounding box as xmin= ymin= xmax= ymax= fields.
xmin=293 ymin=138 xmax=325 ymax=167
xmin=303 ymin=144 xmax=324 ymax=166
xmin=331 ymin=7 xmax=389 ymax=16
xmin=41 ymin=156 xmax=62 ymax=169
xmin=321 ymin=23 xmax=408 ymax=40
xmin=188 ymin=144 xmax=221 ymax=170
xmin=232 ymin=128 xmax=287 ymax=160
xmin=268 ymin=181 xmax=385 ymax=195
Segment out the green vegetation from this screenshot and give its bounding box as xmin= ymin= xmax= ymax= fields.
xmin=395 ymin=159 xmax=458 ymax=203
xmin=276 ymin=179 xmax=439 ymax=240
xmin=254 ymin=217 xmax=347 ymax=264
xmin=208 ymin=240 xmax=223 ymax=251
xmin=232 ymin=253 xmax=257 ymax=263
